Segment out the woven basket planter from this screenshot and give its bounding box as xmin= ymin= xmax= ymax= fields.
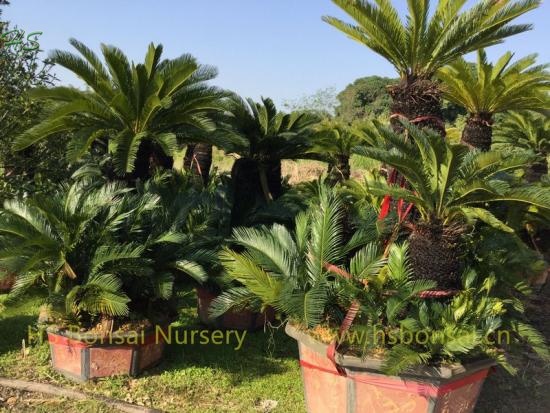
xmin=286 ymin=323 xmax=494 ymax=413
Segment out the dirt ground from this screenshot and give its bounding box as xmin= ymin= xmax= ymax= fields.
xmin=476 ymin=286 xmax=550 ymax=413
xmin=0 ymin=385 xmax=111 ymax=412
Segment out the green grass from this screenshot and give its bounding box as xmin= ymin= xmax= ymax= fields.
xmin=0 ymin=291 xmax=305 ymax=413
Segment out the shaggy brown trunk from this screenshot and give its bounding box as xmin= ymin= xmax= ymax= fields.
xmin=132 ymin=140 xmax=173 ymax=182
xmin=388 ymin=78 xmax=446 ymax=137
xmin=387 ymin=78 xmax=457 ymax=286
xmin=408 ymin=221 xmax=464 ymax=290
xmin=461 ymin=113 xmax=493 ymax=151
xmin=184 ymin=143 xmax=213 ymax=185
xmin=327 ymin=155 xmax=351 ymax=186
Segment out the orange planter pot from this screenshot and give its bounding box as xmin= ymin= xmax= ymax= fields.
xmin=286 ymin=324 xmax=494 ymax=413
xmin=196 ymin=287 xmax=275 ymax=331
xmin=47 ymin=326 xmax=167 ymax=382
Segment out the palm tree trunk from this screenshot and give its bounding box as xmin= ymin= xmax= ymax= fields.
xmin=461 ymin=113 xmax=493 ymax=151
xmin=408 ymin=221 xmax=465 ymax=290
xmin=258 ymin=167 xmax=274 ymax=202
xmin=388 ymin=78 xmax=446 ymax=137
xmin=386 ymin=77 xmax=444 ymax=213
xmin=524 ymin=157 xmax=548 ymax=182
xmin=184 ymin=143 xmax=213 ymax=185
xmin=327 ymin=155 xmax=350 ymax=186
xmin=133 ymin=140 xmax=173 ymax=182
xmin=183 ymin=144 xmax=196 ymax=170
xmin=230 ymin=158 xmax=262 ymax=226
xmin=265 ymin=159 xmax=283 ymax=199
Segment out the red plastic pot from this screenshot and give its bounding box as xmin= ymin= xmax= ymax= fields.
xmin=286 ymin=324 xmax=494 ymax=413
xmin=196 ymin=286 xmax=275 ymax=331
xmin=47 ymin=326 xmax=167 ymax=382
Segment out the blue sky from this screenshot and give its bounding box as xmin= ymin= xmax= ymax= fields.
xmin=4 ymin=1 xmax=550 ymax=106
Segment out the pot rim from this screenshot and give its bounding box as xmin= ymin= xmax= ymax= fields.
xmin=285 ymin=323 xmax=495 ymax=382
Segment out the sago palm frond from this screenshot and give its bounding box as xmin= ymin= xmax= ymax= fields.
xmin=324 ymin=0 xmax=540 ymax=79
xmin=355 ymin=122 xmax=550 ymax=226
xmin=437 ymin=49 xmax=550 ymax=114
xmin=14 ymin=39 xmax=227 ymax=177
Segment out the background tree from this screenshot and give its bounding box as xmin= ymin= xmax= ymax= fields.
xmin=438 ymin=49 xmax=550 ymax=151
xmin=14 ymin=39 xmax=227 ymax=182
xmin=335 ymin=76 xmax=395 ymax=122
xmin=283 ymin=87 xmax=338 ymax=117
xmin=323 ymin=0 xmax=540 ymax=136
xmin=0 ymin=2 xmax=69 ymax=202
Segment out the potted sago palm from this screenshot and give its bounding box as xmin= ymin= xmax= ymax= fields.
xmin=355 ymin=122 xmax=550 ymax=290
xmin=0 ymin=175 xmax=209 ymax=381
xmin=170 ymin=171 xmax=279 ymax=331
xmin=212 ymin=185 xmax=549 ymax=413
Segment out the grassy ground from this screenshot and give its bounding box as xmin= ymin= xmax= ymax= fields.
xmin=0 ymin=291 xmax=304 ymax=413
xmin=0 ymin=385 xmax=111 ymax=413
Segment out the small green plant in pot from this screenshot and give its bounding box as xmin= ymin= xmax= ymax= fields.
xmin=0 ymin=176 xmax=208 ymax=380
xmin=213 ymin=186 xmax=549 ymax=413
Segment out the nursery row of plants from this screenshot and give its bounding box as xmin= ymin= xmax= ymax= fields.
xmin=1 ymin=0 xmax=550 ymax=412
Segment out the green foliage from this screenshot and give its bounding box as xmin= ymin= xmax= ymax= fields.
xmin=218 ymin=95 xmax=320 ymax=223
xmin=354 ymin=121 xmax=550 ymax=228
xmin=307 ymin=119 xmax=365 ymax=184
xmin=210 ymin=185 xmax=380 ymax=326
xmin=220 ymin=95 xmax=320 ymax=163
xmin=213 ymin=183 xmax=548 ymax=375
xmin=494 ymin=110 xmax=550 ymax=163
xmin=437 ymin=49 xmax=550 ymax=115
xmin=0 ymin=173 xmax=215 ymax=326
xmin=0 ymin=20 xmax=69 ymax=202
xmin=0 ymin=179 xmax=136 ymax=322
xmin=14 ymin=39 xmax=227 ymax=180
xmin=324 ymin=0 xmax=540 ymax=80
xmin=335 ymin=76 xmax=395 ymax=122
xmin=309 ymin=119 xmax=368 ymax=161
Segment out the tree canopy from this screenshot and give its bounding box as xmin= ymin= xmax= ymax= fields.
xmin=0 ymin=13 xmax=68 ymax=202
